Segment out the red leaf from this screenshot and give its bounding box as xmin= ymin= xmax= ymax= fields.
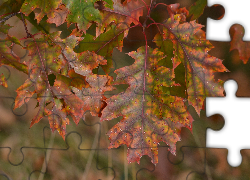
xmin=72 ymin=74 xmax=115 ymax=117
xmin=101 ymin=46 xmax=192 ymax=164
xmin=154 ymin=14 xmax=228 ymax=115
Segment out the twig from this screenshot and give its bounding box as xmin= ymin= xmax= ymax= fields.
xmin=38 ymin=132 xmax=56 ymax=180
xmin=124 ymin=145 xmax=128 ymax=180
xmin=0 ymin=12 xmax=20 ymax=23
xmin=81 ymin=125 xmax=100 ymax=180
xmin=20 ymin=12 xmax=32 ymax=38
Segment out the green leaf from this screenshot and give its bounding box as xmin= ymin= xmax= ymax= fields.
xmin=188 ymin=0 xmax=207 ymax=21
xmin=6 ymin=35 xmax=23 ymax=46
xmin=78 ymin=25 xmax=124 ymax=74
xmin=0 ymin=24 xmax=13 ymax=34
xmin=0 ymin=26 xmax=28 ymax=74
xmin=62 ymin=0 xmax=113 ymax=33
xmin=0 ymin=0 xmax=23 ymax=16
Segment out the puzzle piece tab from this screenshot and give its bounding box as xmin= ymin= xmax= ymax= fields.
xmin=206 ymin=79 xmax=250 ymax=167
xmin=207 ymin=0 xmax=250 ymax=41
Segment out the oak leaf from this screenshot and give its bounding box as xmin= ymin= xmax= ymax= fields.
xmin=62 ymin=0 xmax=113 ymax=33
xmin=47 ymin=4 xmax=69 ymax=27
xmin=96 ymin=0 xmax=144 ymax=37
xmin=21 ymin=0 xmax=62 ymax=23
xmin=14 ymin=32 xmax=85 ymax=139
xmin=101 ymin=46 xmax=192 ymax=164
xmin=78 ymin=26 xmax=124 ymax=74
xmin=153 ymin=14 xmax=228 ymax=115
xmin=72 ymin=74 xmax=115 ymax=117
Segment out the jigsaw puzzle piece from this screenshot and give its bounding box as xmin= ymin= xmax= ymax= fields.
xmin=0 ymin=95 xmax=41 ymax=159
xmin=0 ymin=125 xmax=50 ymax=179
xmin=203 ymin=148 xmax=250 ymax=179
xmin=35 ymin=114 xmax=115 ymax=179
xmin=207 ymin=0 xmax=250 ymax=41
xmin=164 ymin=111 xmax=208 ymax=179
xmin=0 ymin=173 xmax=10 ymax=180
xmin=135 ymin=146 xmax=207 ymax=180
xmin=40 ymin=130 xmax=106 ymax=179
xmin=206 ymin=79 xmax=250 ymax=167
xmin=229 ymin=24 xmax=250 ymax=64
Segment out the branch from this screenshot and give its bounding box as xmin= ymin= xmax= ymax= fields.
xmin=0 ymin=12 xmax=20 ymax=23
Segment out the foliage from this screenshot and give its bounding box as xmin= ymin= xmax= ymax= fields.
xmin=0 ymin=0 xmax=228 ymax=164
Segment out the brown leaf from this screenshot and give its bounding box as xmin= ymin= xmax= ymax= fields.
xmin=47 ymin=4 xmax=68 ymax=27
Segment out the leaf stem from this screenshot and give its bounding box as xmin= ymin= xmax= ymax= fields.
xmin=31 ymin=35 xmax=57 ymax=103
xmin=20 ymin=12 xmax=32 ymax=38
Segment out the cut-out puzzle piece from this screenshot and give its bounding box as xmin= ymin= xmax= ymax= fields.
xmin=206 ymin=79 xmax=250 ymax=167
xmin=229 ymin=24 xmax=250 ymax=64
xmin=207 ymin=0 xmax=250 ymax=41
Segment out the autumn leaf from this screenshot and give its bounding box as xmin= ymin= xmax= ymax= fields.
xmin=22 ymin=32 xmax=66 ymax=75
xmin=166 ymin=3 xmax=189 ymax=23
xmin=14 ymin=77 xmax=36 ymax=109
xmin=30 ymin=87 xmax=71 ymax=139
xmin=153 ymin=14 xmax=228 ymax=115
xmin=78 ymin=26 xmax=124 ymax=74
xmin=57 ymin=69 xmax=90 ymax=90
xmin=230 ymin=24 xmax=250 ymax=64
xmin=51 ymin=79 xmax=85 ymax=125
xmin=72 ymin=74 xmax=115 ymax=117
xmin=77 ymin=0 xmax=144 ymax=73
xmin=57 ymin=34 xmax=108 ymax=76
xmin=101 ymin=46 xmax=193 ymax=164
xmin=1 ymin=0 xmax=232 ymax=166
xmin=0 ymin=24 xmax=24 ymax=88
xmin=0 ymin=23 xmax=12 ymax=34
xmin=70 ymin=50 xmax=107 ymax=76
xmin=14 ymin=32 xmax=85 ymax=139
xmin=47 ymin=4 xmax=69 ymax=27
xmin=0 ymin=73 xmax=7 ymax=88
xmin=65 ymin=48 xmax=115 ymax=117
xmin=21 ymin=0 xmax=62 ymax=23
xmin=0 ymin=24 xmax=28 ymax=76
xmin=96 ymin=0 xmax=144 ymax=37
